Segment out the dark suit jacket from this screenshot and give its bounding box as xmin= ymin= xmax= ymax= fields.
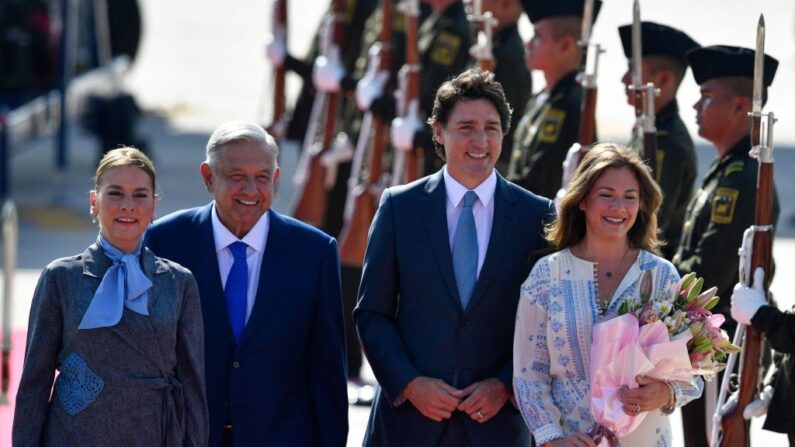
xmin=144 ymin=205 xmax=348 ymax=447
xmin=354 ymin=171 xmax=553 ymax=446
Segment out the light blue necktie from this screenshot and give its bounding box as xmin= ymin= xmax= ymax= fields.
xmin=79 ymin=235 xmax=152 ymax=330
xmin=452 ymin=191 xmax=478 ymax=309
xmin=225 ymin=241 xmax=249 ymax=343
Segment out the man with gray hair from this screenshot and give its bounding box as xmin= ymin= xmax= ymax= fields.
xmin=144 ymin=121 xmax=348 ymax=446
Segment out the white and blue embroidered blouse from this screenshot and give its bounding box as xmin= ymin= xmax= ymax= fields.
xmin=513 ymin=248 xmax=703 ymax=445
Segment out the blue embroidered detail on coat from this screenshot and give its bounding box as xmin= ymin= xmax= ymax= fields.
xmin=54 ymin=352 xmax=104 ymax=415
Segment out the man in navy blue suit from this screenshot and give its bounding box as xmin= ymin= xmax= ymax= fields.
xmin=144 ymin=122 xmax=348 ymax=446
xmin=355 ymin=68 xmax=553 ymax=446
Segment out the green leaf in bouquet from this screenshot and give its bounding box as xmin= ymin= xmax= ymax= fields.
xmin=689 ymin=322 xmax=704 ymax=336
xmin=703 ymin=295 xmax=720 ymax=311
xmin=679 ymin=272 xmax=697 ymax=294
xmin=691 ymin=335 xmax=713 ymax=353
xmin=722 ymin=343 xmax=742 ymax=354
xmin=618 ymin=301 xmax=628 ymax=315
xmin=692 ymin=286 xmax=718 ymax=309
xmin=686 ymin=278 xmax=704 ymax=302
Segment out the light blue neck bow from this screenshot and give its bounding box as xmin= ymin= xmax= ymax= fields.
xmin=78 ymin=234 xmax=152 ymax=329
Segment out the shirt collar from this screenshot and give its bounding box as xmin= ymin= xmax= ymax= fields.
xmin=211 ymin=202 xmax=269 ymax=253
xmin=443 ymin=167 xmax=497 ymax=208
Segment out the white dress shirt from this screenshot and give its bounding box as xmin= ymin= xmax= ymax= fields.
xmin=211 ymin=203 xmax=270 ymax=323
xmin=443 ymin=167 xmax=496 ymax=277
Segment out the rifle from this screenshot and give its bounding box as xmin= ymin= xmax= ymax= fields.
xmin=291 ymin=0 xmax=346 ymax=228
xmin=713 ymin=15 xmax=776 ymax=447
xmin=627 ymin=0 xmax=659 ymax=175
xmin=271 ymin=0 xmax=288 ymax=133
xmin=391 ymin=0 xmax=421 ymax=186
xmin=575 ymin=0 xmax=601 ymax=150
xmin=554 ymin=0 xmax=601 ymax=206
xmin=467 ymin=0 xmax=497 ymax=72
xmin=338 ymin=1 xmax=393 ymax=266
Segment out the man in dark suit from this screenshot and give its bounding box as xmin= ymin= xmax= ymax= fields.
xmin=144 ymin=122 xmax=348 ymax=446
xmin=355 ymin=68 xmax=553 ymax=446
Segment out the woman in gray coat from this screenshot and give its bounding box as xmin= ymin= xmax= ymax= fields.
xmin=12 ymin=147 xmax=208 ymax=446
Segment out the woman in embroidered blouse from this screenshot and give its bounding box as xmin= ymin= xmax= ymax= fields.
xmin=13 ymin=148 xmax=208 ymax=446
xmin=513 ymin=144 xmax=702 ymax=447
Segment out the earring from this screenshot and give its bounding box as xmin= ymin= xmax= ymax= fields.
xmin=90 ymin=211 xmax=97 ymax=224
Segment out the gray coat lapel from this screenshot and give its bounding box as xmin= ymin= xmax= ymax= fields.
xmin=82 ymin=243 xmax=170 ymax=371
xmin=420 ymin=171 xmax=463 ymax=311
xmin=466 ymin=174 xmax=517 ymax=313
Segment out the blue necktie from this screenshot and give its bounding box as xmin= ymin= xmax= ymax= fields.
xmin=225 ymin=241 xmax=248 ymax=342
xmin=452 ymin=191 xmax=478 ymax=309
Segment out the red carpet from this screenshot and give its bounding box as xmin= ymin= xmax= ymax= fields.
xmin=0 ymin=329 xmax=27 ymax=447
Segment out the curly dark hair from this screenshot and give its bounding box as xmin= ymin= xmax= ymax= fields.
xmin=427 ymin=68 xmax=512 ymax=160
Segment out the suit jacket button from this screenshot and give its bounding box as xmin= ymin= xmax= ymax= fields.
xmin=232 ymin=361 xmax=240 ymax=368
xmin=463 ymin=319 xmax=471 ymax=326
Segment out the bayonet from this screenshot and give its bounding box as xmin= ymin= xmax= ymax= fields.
xmin=752 ymin=15 xmax=765 ymax=115
xmin=580 ymin=0 xmax=594 ymax=53
xmin=631 ymin=0 xmax=643 ymax=118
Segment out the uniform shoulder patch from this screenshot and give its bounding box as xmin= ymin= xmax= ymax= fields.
xmin=430 ymin=32 xmax=462 ymax=66
xmin=710 ymin=187 xmax=740 ymax=224
xmin=539 ymin=108 xmax=566 ymax=143
xmin=723 ymin=160 xmax=746 ymax=176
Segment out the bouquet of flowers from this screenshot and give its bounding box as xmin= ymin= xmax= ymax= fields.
xmin=618 ymin=272 xmax=740 ymax=376
xmin=588 ymin=272 xmax=740 ymax=445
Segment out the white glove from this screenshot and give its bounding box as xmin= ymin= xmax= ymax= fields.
xmin=356 ymin=69 xmax=388 ymax=111
xmin=468 ymin=31 xmax=493 ymax=61
xmin=313 ymin=45 xmax=345 ymax=93
xmin=265 ymin=26 xmax=286 ymax=68
xmin=390 ymin=99 xmax=423 ymax=152
xmin=743 ymin=385 xmax=774 ymax=419
xmin=731 ymin=267 xmax=768 ymax=326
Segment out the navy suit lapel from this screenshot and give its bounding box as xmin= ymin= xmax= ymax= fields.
xmin=467 ymin=174 xmax=516 ymax=313
xmin=421 ymin=171 xmax=463 ymax=311
xmin=195 ymin=205 xmax=238 ymax=349
xmin=237 ymin=210 xmax=289 ymax=349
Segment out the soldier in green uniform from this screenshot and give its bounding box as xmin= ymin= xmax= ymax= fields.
xmin=674 ymin=45 xmax=779 ymax=447
xmin=617 ymin=22 xmax=700 ymax=260
xmin=467 ymin=0 xmax=531 ymax=174
xmin=388 ymin=0 xmax=473 ymax=176
xmin=507 ymin=0 xmax=601 ymax=200
xmin=267 ymin=0 xmax=379 ymax=143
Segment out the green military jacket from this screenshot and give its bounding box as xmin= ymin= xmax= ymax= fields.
xmin=487 ymin=23 xmax=531 ymax=175
xmin=508 ymin=70 xmax=583 ymax=199
xmin=673 ymin=135 xmax=779 ymax=315
xmin=417 ymin=1 xmax=472 ymax=174
xmin=650 ymin=100 xmax=697 ymax=260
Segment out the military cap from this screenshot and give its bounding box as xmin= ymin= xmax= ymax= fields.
xmin=521 ymin=0 xmax=602 ymax=24
xmin=618 ymin=21 xmax=700 ymax=64
xmin=686 ymin=45 xmax=778 ymax=86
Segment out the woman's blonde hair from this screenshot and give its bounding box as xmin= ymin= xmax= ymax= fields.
xmin=94 ymin=147 xmax=156 ymax=192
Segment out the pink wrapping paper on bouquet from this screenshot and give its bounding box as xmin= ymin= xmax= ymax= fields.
xmin=589 ymin=313 xmax=692 ymax=443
